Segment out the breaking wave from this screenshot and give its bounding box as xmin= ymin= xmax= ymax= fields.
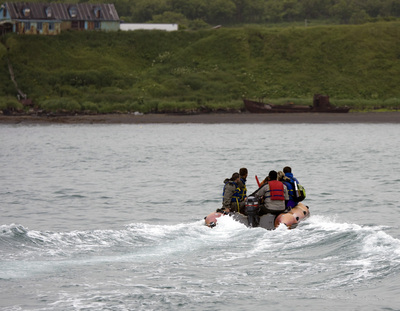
xmin=2 ymin=216 xmax=399 ymax=273
xmin=1 ymin=216 xmax=400 ymax=310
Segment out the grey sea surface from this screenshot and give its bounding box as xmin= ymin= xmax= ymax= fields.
xmin=1 ymin=123 xmax=399 ymax=311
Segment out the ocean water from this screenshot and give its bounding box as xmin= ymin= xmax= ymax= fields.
xmin=1 ymin=122 xmax=399 ymax=311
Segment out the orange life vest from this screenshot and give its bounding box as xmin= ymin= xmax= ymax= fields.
xmin=267 ymin=180 xmax=285 ymax=201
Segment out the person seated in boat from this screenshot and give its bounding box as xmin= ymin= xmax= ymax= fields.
xmin=282 ymin=166 xmax=301 ymax=209
xmin=220 ymin=172 xmax=242 ymax=213
xmin=254 ymin=170 xmax=289 ymax=215
xmin=278 ymin=170 xmax=295 ymax=210
xmin=237 ymin=167 xmax=248 ymax=209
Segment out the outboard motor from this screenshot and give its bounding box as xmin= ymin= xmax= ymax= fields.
xmin=245 ymin=196 xmax=260 ymax=227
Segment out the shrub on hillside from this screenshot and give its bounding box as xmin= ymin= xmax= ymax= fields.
xmin=189 ymin=19 xmax=210 ymax=30
xmin=0 ymin=43 xmax=7 ymax=59
xmin=81 ymin=101 xmax=99 ymax=113
xmin=0 ymin=97 xmax=23 ymax=112
xmin=98 ymin=103 xmax=128 ymax=113
xmin=40 ymin=98 xmax=81 ymax=113
xmin=383 ymin=98 xmax=400 ymax=108
xmin=158 ymin=101 xmax=194 ymax=113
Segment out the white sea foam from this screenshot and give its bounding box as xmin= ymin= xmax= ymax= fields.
xmin=362 ymin=230 xmax=400 ymax=257
xmin=304 ymin=215 xmax=365 ymax=231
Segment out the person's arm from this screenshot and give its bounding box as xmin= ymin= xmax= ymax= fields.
xmin=222 ymin=184 xmax=234 ymax=209
xmin=254 ymin=185 xmax=267 ymax=201
xmin=283 ymin=185 xmax=289 ymax=200
xmin=283 ymin=185 xmax=290 ymax=209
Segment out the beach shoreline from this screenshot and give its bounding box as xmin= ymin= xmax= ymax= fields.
xmin=0 ymin=112 xmax=399 ymax=124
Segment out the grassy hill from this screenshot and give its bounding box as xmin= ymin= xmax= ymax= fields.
xmin=1 ymin=21 xmax=400 ymax=113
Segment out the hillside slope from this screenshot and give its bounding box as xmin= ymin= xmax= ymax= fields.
xmin=1 ymin=22 xmax=399 ymax=112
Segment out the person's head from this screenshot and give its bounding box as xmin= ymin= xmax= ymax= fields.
xmin=283 ymin=166 xmax=292 ymax=173
xmin=277 ymin=171 xmax=285 ymax=181
xmin=231 ymin=172 xmax=240 ymax=182
xmin=268 ymin=170 xmax=278 ymax=180
xmin=239 ymin=167 xmax=248 ymax=178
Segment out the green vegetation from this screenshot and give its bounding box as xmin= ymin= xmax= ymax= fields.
xmin=0 ymin=96 xmax=23 ymax=111
xmin=1 ymin=21 xmax=400 ymax=114
xmin=5 ymin=0 xmax=400 ymax=26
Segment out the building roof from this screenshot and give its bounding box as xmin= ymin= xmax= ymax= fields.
xmin=4 ymin=2 xmax=120 ymax=21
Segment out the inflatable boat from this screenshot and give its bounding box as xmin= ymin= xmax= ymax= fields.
xmin=204 ymin=199 xmax=310 ymax=230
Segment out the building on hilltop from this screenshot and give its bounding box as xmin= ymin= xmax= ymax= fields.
xmin=0 ymin=2 xmax=120 ymax=35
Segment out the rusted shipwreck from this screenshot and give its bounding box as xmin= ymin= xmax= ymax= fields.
xmin=243 ymin=94 xmax=350 ymax=113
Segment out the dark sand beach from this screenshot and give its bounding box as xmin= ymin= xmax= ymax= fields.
xmin=0 ymin=112 xmax=399 ymax=124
